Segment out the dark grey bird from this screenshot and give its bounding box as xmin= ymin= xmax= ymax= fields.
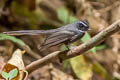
xmin=3 ymin=21 xmax=89 ymax=50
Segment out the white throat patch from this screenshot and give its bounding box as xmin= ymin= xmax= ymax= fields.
xmin=79 ymin=30 xmax=85 ymax=33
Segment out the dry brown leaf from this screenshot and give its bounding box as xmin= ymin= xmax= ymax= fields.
xmin=0 ymin=56 xmax=5 ymax=80
xmin=0 ymin=49 xmax=27 ymax=80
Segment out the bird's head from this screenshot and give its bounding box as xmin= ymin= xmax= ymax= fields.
xmin=74 ymin=20 xmax=89 ymax=31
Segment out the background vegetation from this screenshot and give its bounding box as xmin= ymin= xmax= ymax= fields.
xmin=0 ymin=0 xmax=120 ymax=80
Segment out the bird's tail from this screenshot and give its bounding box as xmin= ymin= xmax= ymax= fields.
xmin=3 ymin=30 xmax=57 ymax=36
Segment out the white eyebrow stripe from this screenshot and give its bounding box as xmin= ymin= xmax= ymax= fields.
xmin=79 ymin=21 xmax=88 ymax=26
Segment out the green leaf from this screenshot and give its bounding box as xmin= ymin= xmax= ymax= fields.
xmin=57 ymin=7 xmax=69 ymax=24
xmin=8 ymin=68 xmax=18 ymax=80
xmin=81 ymin=32 xmax=92 ymax=42
xmin=57 ymin=7 xmax=79 ymax=24
xmin=0 ymin=33 xmax=30 ymax=49
xmin=70 ymin=55 xmax=92 ymax=79
xmin=96 ymin=45 xmax=106 ymax=50
xmin=11 ymin=2 xmax=38 ymax=29
xmin=60 ymin=44 xmax=69 ymax=51
xmin=81 ymin=32 xmax=96 ymax=53
xmin=90 ymin=47 xmax=96 ymax=53
xmin=92 ymin=61 xmax=110 ymax=80
xmin=62 ymin=60 xmax=70 ymax=71
xmin=1 ymin=71 xmax=9 ymax=80
xmin=69 ymin=16 xmax=78 ymax=24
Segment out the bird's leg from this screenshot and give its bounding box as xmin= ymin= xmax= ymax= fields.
xmin=59 ymin=44 xmax=70 ymax=63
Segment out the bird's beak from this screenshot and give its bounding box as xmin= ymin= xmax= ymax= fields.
xmin=88 ymin=28 xmax=91 ymax=31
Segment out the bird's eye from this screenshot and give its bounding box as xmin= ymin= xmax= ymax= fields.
xmin=79 ymin=24 xmax=89 ymax=31
xmin=79 ymin=23 xmax=85 ymax=27
xmin=75 ymin=21 xmax=89 ymax=31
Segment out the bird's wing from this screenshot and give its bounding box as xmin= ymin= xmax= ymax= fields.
xmin=39 ymin=31 xmax=74 ymax=50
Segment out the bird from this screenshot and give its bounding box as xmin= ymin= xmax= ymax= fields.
xmin=3 ymin=21 xmax=89 ymax=50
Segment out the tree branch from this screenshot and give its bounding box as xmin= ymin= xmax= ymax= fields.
xmin=26 ymin=20 xmax=120 ymax=73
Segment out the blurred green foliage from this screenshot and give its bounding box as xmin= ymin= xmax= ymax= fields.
xmin=92 ymin=61 xmax=110 ymax=80
xmin=57 ymin=7 xmax=78 ymax=24
xmin=0 ymin=33 xmax=29 ymax=49
xmin=96 ymin=45 xmax=106 ymax=50
xmin=11 ymin=2 xmax=40 ymax=29
xmin=70 ymin=55 xmax=92 ymax=80
xmin=57 ymin=7 xmax=69 ymax=24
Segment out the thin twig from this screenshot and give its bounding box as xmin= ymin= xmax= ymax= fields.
xmin=26 ymin=20 xmax=120 ymax=73
xmin=18 ymin=45 xmax=42 ymax=59
xmin=26 ymin=51 xmax=60 ymax=73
